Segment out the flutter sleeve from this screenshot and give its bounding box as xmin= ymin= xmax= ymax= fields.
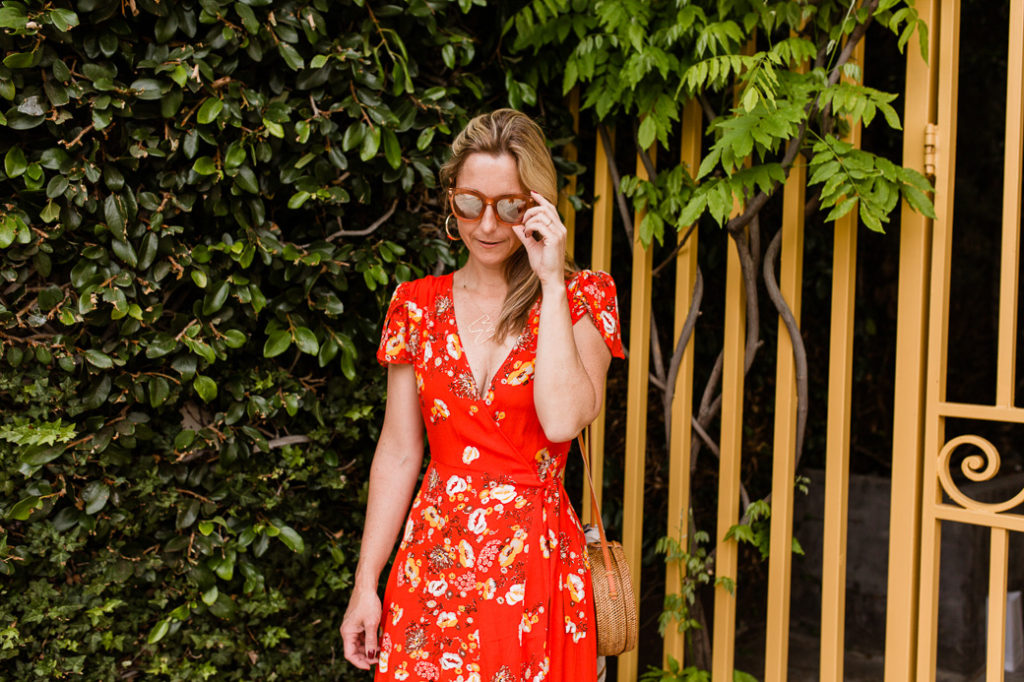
xmin=567 ymin=269 xmax=625 ymax=359
xmin=376 ymin=281 xmax=421 ymax=366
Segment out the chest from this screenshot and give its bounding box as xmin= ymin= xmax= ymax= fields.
xmin=412 ymin=291 xmax=538 ymax=407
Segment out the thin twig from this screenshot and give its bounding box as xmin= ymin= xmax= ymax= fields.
xmin=597 ymin=123 xmax=634 ymax=245
xmin=698 ymin=93 xmax=717 ymax=125
xmin=690 ymin=414 xmax=719 ymax=459
xmin=326 ymin=198 xmax=399 ymax=241
xmin=62 ymin=123 xmax=94 ymax=149
xmin=651 ymin=222 xmax=699 ymax=278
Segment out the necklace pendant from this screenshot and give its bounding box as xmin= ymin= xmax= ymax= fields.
xmin=467 ymin=313 xmax=496 ymax=344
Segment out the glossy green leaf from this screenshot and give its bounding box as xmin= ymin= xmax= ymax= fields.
xmin=293 ymin=326 xmax=319 ymax=355
xmin=7 ymin=495 xmax=41 ymax=520
xmin=197 ymin=98 xmax=224 ymax=124
xmin=278 ymin=43 xmax=305 ymax=70
xmin=263 ymin=330 xmax=291 ymax=357
xmin=193 ymin=375 xmax=217 ymax=402
xmin=84 ymin=349 xmax=113 ymax=369
xmin=276 ymin=525 xmax=304 ymax=553
xmin=147 ymin=619 xmax=170 ymax=644
xmin=5 ymin=146 xmax=27 ymax=177
xmin=202 ymin=280 xmax=230 ymax=315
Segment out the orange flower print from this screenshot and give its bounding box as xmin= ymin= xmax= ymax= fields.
xmin=446 ymin=333 xmax=462 ymax=360
xmin=430 ymin=398 xmax=450 ymax=422
xmin=566 ymin=573 xmax=585 ymax=604
xmin=503 ymin=359 xmax=534 ymax=386
xmin=458 ymin=539 xmax=475 ymax=567
xmin=384 ymin=331 xmax=406 ymax=359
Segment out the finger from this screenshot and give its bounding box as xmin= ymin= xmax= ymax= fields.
xmin=522 ymin=204 xmax=561 ymax=226
xmin=529 ymin=189 xmax=556 ymax=209
xmin=364 ymin=618 xmax=380 ymax=660
xmin=523 ymin=210 xmax=567 ymax=241
xmin=341 ymin=630 xmax=371 ymax=670
xmin=513 ymin=223 xmax=539 ymax=247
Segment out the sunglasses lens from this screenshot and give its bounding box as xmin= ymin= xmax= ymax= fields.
xmin=452 ymin=192 xmax=484 ymax=220
xmin=496 ymin=197 xmax=528 ymax=224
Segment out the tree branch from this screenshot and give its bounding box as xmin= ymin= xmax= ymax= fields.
xmin=662 ymin=267 xmax=703 ymax=448
xmin=763 ymin=227 xmax=809 ymax=468
xmin=326 ymin=198 xmax=399 ymax=241
xmin=597 ymin=123 xmax=634 ymax=245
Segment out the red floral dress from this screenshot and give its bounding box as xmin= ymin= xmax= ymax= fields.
xmin=373 ymin=270 xmax=624 ymax=682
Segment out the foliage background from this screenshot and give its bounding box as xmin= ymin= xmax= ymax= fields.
xmin=0 ymin=0 xmax=561 ymax=678
xmin=1 ymin=0 xmax=941 ymax=678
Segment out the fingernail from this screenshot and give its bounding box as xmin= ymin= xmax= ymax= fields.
xmin=368 ymin=649 xmax=377 ymax=658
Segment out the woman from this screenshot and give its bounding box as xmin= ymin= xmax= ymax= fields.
xmin=340 ymin=109 xmax=624 ymax=682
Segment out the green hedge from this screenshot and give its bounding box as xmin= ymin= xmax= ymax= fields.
xmin=0 ymin=1 xmax=556 ymax=677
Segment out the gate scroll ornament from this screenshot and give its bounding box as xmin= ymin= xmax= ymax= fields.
xmin=937 ymin=435 xmax=1024 ymax=514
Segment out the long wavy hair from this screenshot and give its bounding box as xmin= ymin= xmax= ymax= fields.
xmin=438 ymin=109 xmax=575 ymax=341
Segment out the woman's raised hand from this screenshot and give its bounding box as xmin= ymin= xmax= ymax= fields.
xmin=514 ymin=190 xmax=566 ymax=286
xmin=340 ymin=588 xmax=382 ymax=670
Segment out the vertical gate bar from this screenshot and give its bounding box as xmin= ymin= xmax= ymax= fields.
xmin=763 ymin=137 xmax=806 ymax=682
xmin=712 ymin=39 xmax=756 ymax=681
xmin=987 ymin=528 xmax=1010 ymax=682
xmin=916 ymin=0 xmax=961 ymax=679
xmin=663 ymin=100 xmax=702 ymax=668
xmin=819 ymin=39 xmax=865 ymax=682
xmin=996 ymin=0 xmax=1024 ymax=407
xmin=882 ymin=0 xmax=942 ymax=678
xmin=618 ymin=146 xmax=655 ymax=682
xmin=559 ymin=88 xmax=580 ymax=258
xmin=711 ymin=231 xmax=746 ymax=682
xmin=584 ymin=126 xmax=615 ymax=523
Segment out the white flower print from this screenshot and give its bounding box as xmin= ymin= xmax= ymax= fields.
xmin=446 ymin=475 xmax=468 ymax=496
xmin=462 ymin=446 xmax=480 ymax=464
xmin=490 ymin=484 xmax=516 ymax=504
xmin=427 ymin=578 xmax=448 ymax=597
xmin=600 ymin=309 xmax=617 ymax=336
xmin=406 ymin=301 xmax=423 ymax=322
xmin=468 ymin=508 xmax=487 ymax=534
xmin=458 ymin=539 xmax=475 ymax=567
xmin=437 ymin=611 xmax=458 ymax=628
xmin=566 ymin=573 xmax=585 ymax=603
xmin=440 ymin=652 xmax=463 ymax=670
xmin=505 ymin=583 xmax=525 ymax=605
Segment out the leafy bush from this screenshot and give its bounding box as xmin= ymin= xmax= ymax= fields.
xmin=0 ymin=0 xmax=516 ymax=677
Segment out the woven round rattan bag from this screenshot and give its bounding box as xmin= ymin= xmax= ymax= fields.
xmin=587 ymin=539 xmax=638 ymax=657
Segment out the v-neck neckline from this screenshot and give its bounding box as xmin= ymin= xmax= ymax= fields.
xmin=448 ymin=273 xmax=520 ymax=401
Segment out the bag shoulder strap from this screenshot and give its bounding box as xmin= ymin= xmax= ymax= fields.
xmin=576 ymin=428 xmax=619 ymax=600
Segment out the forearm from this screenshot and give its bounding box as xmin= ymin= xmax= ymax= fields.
xmin=353 ymin=444 xmax=422 ymax=591
xmin=532 ymin=281 xmax=598 ymax=441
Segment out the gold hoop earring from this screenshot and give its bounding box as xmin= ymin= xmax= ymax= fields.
xmin=445 ymin=214 xmax=461 ymax=241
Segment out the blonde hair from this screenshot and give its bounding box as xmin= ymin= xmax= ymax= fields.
xmin=439 ymin=109 xmax=575 ymax=340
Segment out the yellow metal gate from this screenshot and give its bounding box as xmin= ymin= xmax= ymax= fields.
xmin=558 ymin=1 xmax=1024 ymax=680
xmin=886 ymin=1 xmax=1024 ymax=681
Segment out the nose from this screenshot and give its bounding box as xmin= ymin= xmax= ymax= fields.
xmin=477 ymin=204 xmax=500 ymax=231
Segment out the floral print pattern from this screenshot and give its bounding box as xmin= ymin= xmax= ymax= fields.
xmin=374 ymin=270 xmax=624 ymax=682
